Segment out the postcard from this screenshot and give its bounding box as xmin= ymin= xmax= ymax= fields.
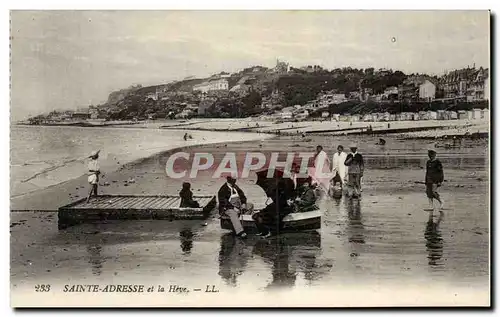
xmin=10 ymin=10 xmax=490 ymax=307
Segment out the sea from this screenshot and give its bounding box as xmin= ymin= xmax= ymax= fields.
xmin=10 ymin=125 xmax=263 ymax=198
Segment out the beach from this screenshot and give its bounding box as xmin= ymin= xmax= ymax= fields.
xmin=156 ymin=117 xmax=489 ymax=137
xmin=10 ymin=127 xmax=490 ymax=306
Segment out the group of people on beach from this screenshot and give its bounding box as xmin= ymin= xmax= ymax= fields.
xmin=85 ymin=139 xmax=445 ymax=239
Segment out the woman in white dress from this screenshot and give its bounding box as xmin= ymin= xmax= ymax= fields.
xmin=86 ymin=150 xmax=101 ymax=203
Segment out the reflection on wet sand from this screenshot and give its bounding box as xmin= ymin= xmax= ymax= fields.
xmin=87 ymin=244 xmax=103 ymax=276
xmin=345 ymin=198 xmax=365 ymax=244
xmin=179 ymin=229 xmax=194 ymax=255
xmin=218 ymin=234 xmax=251 ymax=287
xmin=425 ymin=213 xmax=444 ymax=267
xmin=218 ymin=232 xmax=322 ymax=290
xmin=253 ymin=238 xmax=297 ymax=289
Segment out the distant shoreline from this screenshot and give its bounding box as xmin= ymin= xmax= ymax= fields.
xmin=14 ymin=117 xmax=489 ymax=140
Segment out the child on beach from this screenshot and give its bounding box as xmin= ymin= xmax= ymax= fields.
xmin=425 ymin=149 xmax=444 ymax=212
xmin=179 ymin=182 xmax=200 ymax=208
xmin=86 ymin=150 xmax=101 ymax=203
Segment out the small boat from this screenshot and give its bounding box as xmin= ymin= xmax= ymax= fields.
xmin=58 ymin=194 xmax=217 ymax=230
xmin=220 ymin=167 xmax=322 ymax=233
xmin=221 ymin=209 xmax=321 ymax=233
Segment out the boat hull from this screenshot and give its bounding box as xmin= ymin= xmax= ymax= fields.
xmin=220 ymin=210 xmax=321 ymax=233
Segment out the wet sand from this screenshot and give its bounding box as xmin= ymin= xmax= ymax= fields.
xmin=10 ymin=134 xmax=489 ymax=307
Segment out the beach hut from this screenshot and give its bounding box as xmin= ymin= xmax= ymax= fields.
xmin=389 ymin=114 xmax=396 ymax=121
xmin=332 ymin=114 xmax=340 ymax=121
xmin=481 ymin=109 xmax=489 ymax=120
xmin=472 ymin=108 xmax=482 ymax=120
xmin=436 ymin=110 xmax=446 ymax=120
xmin=467 ymin=110 xmax=474 ymax=120
xmin=449 ymin=111 xmax=458 ymax=120
xmin=418 ymin=111 xmax=428 ymax=120
xmin=458 ymin=110 xmax=468 ymax=120
xmin=321 ymin=111 xmax=330 ymax=118
xmin=350 ymin=114 xmax=360 ymax=122
xmin=363 ymin=114 xmax=373 ymax=122
xmin=427 ymin=111 xmax=438 ymax=120
xmin=381 ymin=112 xmax=390 ymax=121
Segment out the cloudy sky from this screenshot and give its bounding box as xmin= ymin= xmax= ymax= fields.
xmin=11 ymin=10 xmax=489 ymax=120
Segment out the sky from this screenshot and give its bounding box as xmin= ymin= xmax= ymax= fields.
xmin=10 ymin=10 xmax=490 ymax=120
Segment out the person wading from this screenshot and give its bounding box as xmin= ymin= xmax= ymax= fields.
xmin=86 ymin=150 xmax=101 ymax=203
xmin=344 ymin=143 xmax=364 ymax=198
xmin=332 ymin=145 xmax=348 ymax=188
xmin=312 ymin=145 xmax=332 ymax=194
xmin=425 ymin=149 xmax=444 ymax=212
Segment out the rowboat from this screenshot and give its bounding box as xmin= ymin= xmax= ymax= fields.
xmin=220 ymin=167 xmax=322 ymax=233
xmin=220 ymin=209 xmax=322 ymax=233
xmin=58 ymin=194 xmax=217 ymax=230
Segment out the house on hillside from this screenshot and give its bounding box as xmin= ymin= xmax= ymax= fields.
xmin=176 ymin=109 xmax=194 ymax=119
xmin=485 ymin=77 xmax=490 ymax=101
xmin=296 ymin=110 xmax=310 ymax=120
xmin=398 ymin=76 xmax=437 ymax=102
xmin=440 ymin=66 xmax=489 ymax=101
xmin=193 ymin=78 xmax=229 ymax=93
xmin=383 ymin=86 xmax=399 ymax=100
xmin=72 ymin=112 xmax=90 ymax=120
xmin=466 ymin=67 xmax=489 ymax=101
xmin=419 ymin=80 xmax=436 ymax=101
xmin=280 ymin=107 xmax=294 ymax=120
xmin=146 ymin=92 xmax=158 ymax=101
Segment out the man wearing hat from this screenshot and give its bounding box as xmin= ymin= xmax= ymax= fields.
xmin=217 ymin=176 xmax=253 ymax=239
xmin=344 ymin=143 xmax=364 ymax=198
xmin=425 ymin=149 xmax=444 ymax=211
xmin=86 ymin=150 xmax=101 ymax=203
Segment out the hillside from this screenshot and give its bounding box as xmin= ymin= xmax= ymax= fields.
xmin=82 ymin=65 xmax=489 ymax=121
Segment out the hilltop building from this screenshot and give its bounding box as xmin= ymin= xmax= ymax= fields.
xmin=193 ymin=78 xmax=229 ymax=93
xmin=440 ymin=66 xmax=489 ymax=101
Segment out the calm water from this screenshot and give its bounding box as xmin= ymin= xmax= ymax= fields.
xmin=10 ymin=125 xmax=262 ymax=198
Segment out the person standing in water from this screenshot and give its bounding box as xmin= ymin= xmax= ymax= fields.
xmin=344 ymin=143 xmax=364 ymax=198
xmin=332 ymin=145 xmax=348 ymax=187
xmin=86 ymin=150 xmax=101 ymax=203
xmin=312 ymin=145 xmax=332 ymax=194
xmin=425 ymin=149 xmax=444 ymax=212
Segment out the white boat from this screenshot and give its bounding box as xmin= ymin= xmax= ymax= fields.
xmin=220 ymin=167 xmax=321 ymax=233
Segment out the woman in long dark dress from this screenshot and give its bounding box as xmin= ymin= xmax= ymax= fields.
xmin=252 ymin=177 xmax=294 ymax=238
xmin=179 ymin=182 xmax=200 ymax=208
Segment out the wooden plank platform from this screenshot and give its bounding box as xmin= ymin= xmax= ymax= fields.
xmin=58 ymin=194 xmax=217 ymax=230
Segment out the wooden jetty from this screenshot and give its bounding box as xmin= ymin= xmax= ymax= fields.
xmin=58 ymin=194 xmax=217 ymax=229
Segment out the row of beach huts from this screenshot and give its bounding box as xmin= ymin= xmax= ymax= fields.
xmin=302 ymin=108 xmax=489 ymax=123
